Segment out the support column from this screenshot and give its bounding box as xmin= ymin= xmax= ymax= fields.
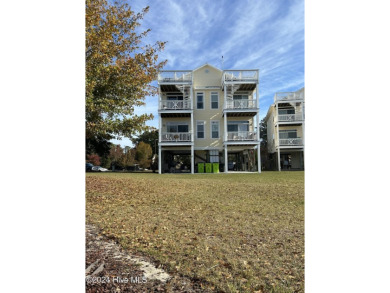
xmin=158 ymin=145 xmax=162 ymax=174
xmin=277 ymin=147 xmax=281 ymax=172
xmin=257 ymin=143 xmax=261 ymax=173
xmin=191 ymin=145 xmax=194 ymax=174
xmin=224 ymin=145 xmax=228 ymax=173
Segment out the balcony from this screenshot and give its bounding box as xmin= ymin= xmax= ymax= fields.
xmin=225 ymin=99 xmax=257 ymax=110
xmin=158 ymin=70 xmax=192 ymax=84
xmin=279 ymin=138 xmax=303 ymax=146
xmin=274 ymin=91 xmax=304 ymax=103
xmin=227 ymin=131 xmax=257 ymax=141
xmin=159 ymin=100 xmax=192 ymax=110
xmin=161 ymin=132 xmax=192 ymax=142
xmin=277 ymin=112 xmax=304 ymax=123
xmin=223 ymin=70 xmax=258 ymax=83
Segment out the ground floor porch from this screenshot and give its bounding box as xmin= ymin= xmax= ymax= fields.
xmin=266 ymin=148 xmax=304 ymax=171
xmin=158 ymin=144 xmax=261 ymax=174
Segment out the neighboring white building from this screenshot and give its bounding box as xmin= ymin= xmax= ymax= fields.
xmin=265 ymin=88 xmax=305 ymax=171
xmin=157 ymin=64 xmax=261 ymax=174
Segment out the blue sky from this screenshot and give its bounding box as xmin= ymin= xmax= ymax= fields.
xmin=112 ymin=0 xmax=304 ymax=147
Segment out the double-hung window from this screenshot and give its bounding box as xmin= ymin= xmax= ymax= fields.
xmin=211 ymin=92 xmax=219 ymax=109
xmin=211 ymin=121 xmax=219 ymax=139
xmin=196 ymin=93 xmax=204 ymax=109
xmin=209 ymin=150 xmax=219 ymax=163
xmin=197 ymin=121 xmax=205 ymax=139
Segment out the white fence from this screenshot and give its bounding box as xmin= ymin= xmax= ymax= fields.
xmin=160 ymin=100 xmax=192 ymax=110
xmin=279 ymin=138 xmax=303 ymax=146
xmin=161 ymin=132 xmax=192 ymax=142
xmin=225 ymin=99 xmax=257 ymax=109
xmin=227 ymin=131 xmax=257 ymax=141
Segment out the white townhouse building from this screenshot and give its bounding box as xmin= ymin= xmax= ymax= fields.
xmin=157 ymin=64 xmax=261 ymax=174
xmin=265 ymin=88 xmax=305 ymax=171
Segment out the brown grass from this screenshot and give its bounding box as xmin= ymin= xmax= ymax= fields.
xmin=86 ymin=172 xmax=304 ymax=292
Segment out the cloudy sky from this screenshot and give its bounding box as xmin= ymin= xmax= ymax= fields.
xmin=112 ymin=0 xmax=304 ymax=147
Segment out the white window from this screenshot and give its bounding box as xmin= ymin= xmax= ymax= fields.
xmin=211 ymin=92 xmax=219 ymax=109
xmin=211 ymin=121 xmax=219 ymax=139
xmin=196 ymin=93 xmax=204 ymax=109
xmin=196 ymin=121 xmax=205 ymax=139
xmin=279 ymin=130 xmax=297 ymax=139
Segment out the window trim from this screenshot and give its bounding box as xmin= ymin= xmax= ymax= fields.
xmin=210 ymin=92 xmax=219 ymax=109
xmin=196 ymin=120 xmax=206 ymax=139
xmin=196 ymin=92 xmax=204 ymax=110
xmin=210 ymin=120 xmax=220 ymax=139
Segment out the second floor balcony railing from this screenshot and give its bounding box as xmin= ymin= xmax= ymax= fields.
xmin=274 ymin=91 xmax=304 ymax=102
xmin=160 ymin=100 xmax=192 ymax=110
xmin=227 ymin=131 xmax=257 ymax=141
xmin=161 ymin=132 xmax=192 ymax=142
xmin=279 ymin=138 xmax=303 ymax=146
xmin=225 ymin=99 xmax=257 ymax=109
xmin=277 ymin=112 xmax=304 ymax=122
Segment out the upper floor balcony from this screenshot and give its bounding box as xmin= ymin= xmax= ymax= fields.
xmin=223 ymin=70 xmax=258 ymax=83
xmin=160 ymin=132 xmax=192 ymax=143
xmin=276 ymin=112 xmax=304 ymax=123
xmin=279 ymin=138 xmax=303 ymax=146
xmin=159 ymin=99 xmax=192 ymax=111
xmin=158 ymin=70 xmax=192 ymax=85
xmin=274 ymin=91 xmax=304 ymax=103
xmin=225 ymin=99 xmax=257 ymax=110
xmin=226 ymin=131 xmax=257 ymax=142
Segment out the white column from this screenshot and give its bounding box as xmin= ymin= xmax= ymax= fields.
xmin=275 ymin=103 xmax=280 ymax=171
xmin=224 ymin=145 xmax=228 ymax=173
xmin=191 ymin=145 xmax=194 ymax=174
xmin=191 ymin=112 xmax=194 ymax=142
xmin=257 ymin=143 xmax=261 ymax=173
xmin=158 ymin=145 xmax=162 ymax=174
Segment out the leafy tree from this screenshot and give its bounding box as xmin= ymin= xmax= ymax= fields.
xmin=135 ymin=142 xmax=152 ymax=169
xmin=121 ymin=147 xmax=136 ymax=168
xmin=131 ymin=128 xmax=159 ymax=155
xmin=86 ymin=135 xmax=112 ymax=157
xmin=259 ymin=118 xmax=268 ymax=170
xmin=86 ymin=0 xmax=166 ymax=142
xmin=109 ymin=144 xmax=124 ymax=169
xmin=86 ymin=153 xmax=101 ymax=166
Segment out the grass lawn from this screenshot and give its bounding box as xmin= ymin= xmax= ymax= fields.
xmin=86 ymin=172 xmax=304 ymax=292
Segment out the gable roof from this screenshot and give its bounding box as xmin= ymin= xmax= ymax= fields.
xmin=192 ymin=63 xmax=222 ymax=73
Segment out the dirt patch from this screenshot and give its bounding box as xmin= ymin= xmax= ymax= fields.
xmin=86 ymin=224 xmax=212 ymax=292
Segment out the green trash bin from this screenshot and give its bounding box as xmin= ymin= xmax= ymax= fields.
xmin=198 ymin=163 xmax=204 ymax=173
xmin=205 ymin=163 xmax=212 ymax=173
xmin=213 ymin=163 xmax=219 ymax=173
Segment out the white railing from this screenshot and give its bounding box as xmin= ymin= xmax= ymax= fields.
xmin=279 ymin=138 xmax=303 ymax=146
xmin=277 ymin=112 xmax=303 ymax=122
xmin=160 ymin=100 xmax=192 ymax=110
xmin=225 ymin=99 xmax=257 ymax=109
xmin=161 ymin=132 xmax=192 ymax=142
xmin=223 ymin=70 xmax=258 ymax=83
xmin=227 ymin=131 xmax=257 ymax=141
xmin=274 ymin=91 xmax=304 ymax=102
xmin=158 ymin=71 xmax=192 ymax=83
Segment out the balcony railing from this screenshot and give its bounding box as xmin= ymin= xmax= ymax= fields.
xmin=161 ymin=132 xmax=192 ymax=142
xmin=227 ymin=131 xmax=257 ymax=141
xmin=223 ymin=70 xmax=258 ymax=83
xmin=279 ymin=138 xmax=303 ymax=146
xmin=225 ymin=99 xmax=257 ymax=109
xmin=277 ymin=112 xmax=303 ymax=122
xmin=158 ymin=71 xmax=192 ymax=83
xmin=159 ymin=100 xmax=192 ymax=110
xmin=274 ymin=91 xmax=304 ymax=102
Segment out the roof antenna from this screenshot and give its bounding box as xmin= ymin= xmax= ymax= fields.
xmin=221 ymin=55 xmax=224 ymax=70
